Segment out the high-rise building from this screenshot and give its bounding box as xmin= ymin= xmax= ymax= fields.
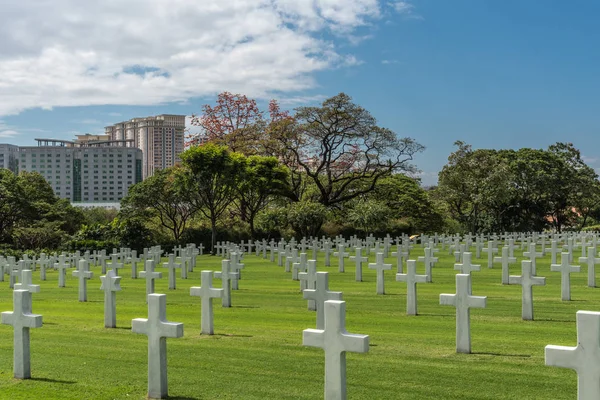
xmin=17 ymin=138 xmax=142 ymax=204
xmin=105 ymin=114 xmax=185 ymax=178
xmin=0 ymin=144 xmax=19 ymax=173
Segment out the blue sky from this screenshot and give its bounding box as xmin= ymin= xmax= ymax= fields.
xmin=1 ymin=0 xmax=599 ymax=185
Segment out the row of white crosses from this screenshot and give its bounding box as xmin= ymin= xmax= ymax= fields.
xmin=301 ymin=267 xmax=370 ymax=399
xmin=1 ymin=260 xmax=235 ymax=399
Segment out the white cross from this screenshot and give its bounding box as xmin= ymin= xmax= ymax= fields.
xmin=417 ymin=247 xmax=438 ymax=283
xmin=190 ymin=270 xmax=224 ymax=335
xmin=127 ymin=250 xmax=141 ymax=279
xmin=440 ymin=274 xmax=487 ymax=353
xmin=72 ymin=260 xmax=93 ymax=302
xmin=230 ymin=252 xmax=245 ymax=290
xmin=509 ymin=260 xmax=546 ymax=320
xmin=303 ymin=272 xmax=342 ymax=329
xmin=139 ymin=260 xmax=163 ymax=301
xmin=579 ymin=246 xmax=600 ymax=288
xmin=368 ymin=253 xmax=392 ymax=295
xmin=396 ymin=260 xmax=428 ymax=315
xmin=292 ymin=253 xmax=308 ymax=281
xmin=322 ymin=241 xmax=333 ymax=267
xmin=551 ymin=252 xmax=581 ymax=301
xmin=1 ymin=289 xmax=43 ymax=379
xmin=163 ymin=254 xmax=181 ymax=290
xmin=54 ymin=255 xmax=70 ymax=288
xmin=550 ymin=240 xmax=561 ymax=265
xmin=100 ymin=269 xmax=122 ymax=328
xmin=107 ymin=253 xmax=123 ymax=276
xmin=523 ymin=243 xmax=544 ymax=275
xmin=299 ymin=260 xmax=318 ymax=311
xmin=333 ymin=244 xmax=349 ymax=273
xmin=494 ymin=246 xmax=517 ymax=285
xmin=214 ymin=260 xmax=239 ymax=308
xmin=132 ymin=293 xmax=184 ymax=399
xmin=482 ymin=240 xmax=498 ymax=269
xmin=14 ymin=270 xmax=40 ymax=294
xmin=391 ymin=245 xmax=409 ymax=274
xmin=453 ymin=252 xmax=480 ymax=275
xmin=349 ymin=248 xmax=368 ymax=282
xmin=546 ymin=310 xmax=600 ymax=400
xmin=303 ymin=300 xmax=369 ymax=400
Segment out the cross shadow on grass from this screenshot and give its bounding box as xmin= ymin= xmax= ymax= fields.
xmin=471 ymin=352 xmax=531 ymax=358
xmin=534 ymin=318 xmax=574 ymax=323
xmin=163 ymin=396 xmax=201 ymax=400
xmin=232 ymin=305 xmax=259 ymax=309
xmin=29 ymin=377 xmax=76 ymax=384
xmin=213 ymin=333 xmax=253 ymax=338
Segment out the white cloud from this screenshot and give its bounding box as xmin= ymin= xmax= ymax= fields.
xmin=382 ymin=59 xmax=401 ymax=64
xmin=391 ymin=1 xmax=422 ymax=20
xmin=0 ymin=130 xmax=20 ymax=138
xmin=0 ymin=0 xmax=400 ymax=117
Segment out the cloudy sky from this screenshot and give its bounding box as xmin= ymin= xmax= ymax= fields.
xmin=1 ymin=0 xmax=599 ymax=185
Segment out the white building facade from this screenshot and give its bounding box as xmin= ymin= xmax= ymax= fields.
xmin=17 ymin=139 xmax=143 ymax=203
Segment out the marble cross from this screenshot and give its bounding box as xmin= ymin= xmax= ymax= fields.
xmin=551 ymin=252 xmax=581 ymax=301
xmin=494 ymin=246 xmax=517 ymax=285
xmin=523 ymin=243 xmax=544 ymax=275
xmin=509 ymin=260 xmax=546 ymax=320
xmin=299 ymin=260 xmax=318 ymax=310
xmin=391 ymin=245 xmax=409 ymax=274
xmin=107 ymin=253 xmax=124 ymax=276
xmin=333 ymin=244 xmax=349 ymax=273
xmin=132 ymin=293 xmax=184 ymax=400
xmin=230 ymin=252 xmax=245 ymax=290
xmin=55 ymin=255 xmax=70 ymax=288
xmin=286 ymin=248 xmax=298 ymax=273
xmin=303 ymin=272 xmax=343 ymax=329
xmin=190 ymin=271 xmax=224 ymax=335
xmin=349 ymin=248 xmax=368 ymax=282
xmin=417 ymin=247 xmax=438 ymax=283
xmin=127 ymin=250 xmax=141 ymax=279
xmin=550 ymin=240 xmax=561 ymax=265
xmin=453 ymin=252 xmax=480 ymax=275
xmin=14 ymin=270 xmax=40 ymax=294
xmin=214 ymin=260 xmax=239 ymax=307
xmin=545 ymin=310 xmax=600 ymax=400
xmin=1 ymin=289 xmax=43 ymax=379
xmin=303 ymin=300 xmax=369 ymax=400
xmin=72 ymin=260 xmax=93 ymax=302
xmin=139 ymin=260 xmax=163 ymax=301
xmin=163 ymin=255 xmax=181 ymax=290
xmin=292 ymin=253 xmax=308 ymax=281
xmin=100 ymin=269 xmax=122 ymax=328
xmin=322 ymin=241 xmax=333 ymax=267
xmin=396 ymin=260 xmax=428 ymax=315
xmin=440 ymin=274 xmax=487 ymax=354
xmin=368 ymin=253 xmax=392 ymax=295
xmin=38 ymin=254 xmax=50 ymax=281
xmin=482 ymin=240 xmax=498 ymax=269
xmin=578 ymin=246 xmax=600 ymax=288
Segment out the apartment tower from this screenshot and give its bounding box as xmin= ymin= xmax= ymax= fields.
xmin=105 ymin=114 xmax=185 ymax=178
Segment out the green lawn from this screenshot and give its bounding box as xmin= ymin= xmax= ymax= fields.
xmin=0 ymin=246 xmax=591 ymax=399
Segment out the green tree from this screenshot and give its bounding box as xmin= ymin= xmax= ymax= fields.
xmin=180 ymin=144 xmax=245 ymax=253
xmin=347 ymin=199 xmax=390 ymax=233
xmin=0 ymin=169 xmax=25 ymax=242
xmin=273 ymin=93 xmax=424 ymax=206
xmin=437 ymin=141 xmax=511 ymax=233
xmin=236 ymin=155 xmax=290 ymax=238
xmin=287 ymin=201 xmax=328 ymax=238
xmin=121 ymin=167 xmax=196 ymax=243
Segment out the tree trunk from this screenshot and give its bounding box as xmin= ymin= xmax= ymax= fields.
xmin=211 ymin=218 xmax=217 ymax=255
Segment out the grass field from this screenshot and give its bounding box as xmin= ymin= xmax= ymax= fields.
xmin=0 ymin=245 xmax=592 ymax=399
